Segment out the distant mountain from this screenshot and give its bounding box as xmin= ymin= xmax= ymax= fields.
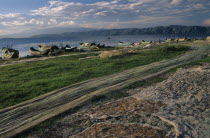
xmin=0 ymin=27 xmax=98 ymax=38
xmin=31 ymin=25 xmax=210 ymax=38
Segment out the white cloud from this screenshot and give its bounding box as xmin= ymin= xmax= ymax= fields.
xmin=0 ymin=0 xmax=210 ymax=36
xmin=95 ymin=12 xmax=107 ymax=16
xmin=0 ymin=13 xmax=22 ymax=19
xmin=80 ymin=15 xmax=186 ymax=29
xmin=1 ymin=18 xmax=61 ymax=27
xmin=29 ymin=0 xmax=208 ymax=21
xmin=48 ymin=19 xmax=57 ymax=24
xmin=58 ymin=21 xmax=75 ymax=26
xmin=193 ymin=4 xmax=205 ymax=10
xmin=171 ymin=0 xmax=183 ymax=5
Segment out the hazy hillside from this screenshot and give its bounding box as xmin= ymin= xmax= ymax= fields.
xmin=32 ymin=25 xmax=210 ymax=38
xmin=0 ymin=27 xmax=98 ymax=38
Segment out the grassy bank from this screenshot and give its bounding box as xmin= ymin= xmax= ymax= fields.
xmin=0 ymin=45 xmax=190 ymax=109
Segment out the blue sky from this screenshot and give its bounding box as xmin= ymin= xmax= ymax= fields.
xmin=0 ymin=0 xmax=47 ymax=13
xmin=0 ymin=0 xmax=113 ymax=13
xmin=0 ymin=0 xmax=210 ymax=36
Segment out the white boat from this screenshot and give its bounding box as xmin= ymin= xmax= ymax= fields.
xmin=118 ymin=41 xmax=132 ymax=46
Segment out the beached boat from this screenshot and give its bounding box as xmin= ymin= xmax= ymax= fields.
xmin=80 ymin=42 xmax=96 ymax=47
xmin=165 ymin=39 xmax=174 ymax=42
xmin=177 ymin=37 xmax=188 ymax=42
xmin=63 ymin=45 xmax=78 ymax=52
xmin=38 ymin=44 xmax=59 ymax=51
xmin=29 ymin=47 xmax=49 ymax=56
xmin=80 ymin=42 xmax=100 ymax=51
xmin=118 ymin=41 xmax=133 ymax=46
xmin=2 ymin=48 xmax=19 ymax=59
xmin=39 ymin=44 xmax=64 ymax=55
xmin=141 ymin=40 xmax=153 ymax=45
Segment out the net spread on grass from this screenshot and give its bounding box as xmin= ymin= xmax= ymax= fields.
xmin=85 ymin=97 xmax=165 ymax=118
xmin=74 ymin=123 xmax=168 ymax=138
xmin=0 ymin=46 xmax=209 ymax=137
xmin=134 ymin=64 xmax=210 ymax=138
xmin=20 ymin=66 xmax=210 ymax=138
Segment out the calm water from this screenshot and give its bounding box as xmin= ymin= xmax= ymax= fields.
xmin=0 ymin=34 xmax=208 ymax=57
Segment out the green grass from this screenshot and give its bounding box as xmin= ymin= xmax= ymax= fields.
xmin=0 ymin=49 xmax=188 ymax=109
xmin=0 ymin=58 xmax=21 ymax=65
xmin=0 ymin=60 xmax=3 ymax=65
xmin=157 ymin=45 xmax=190 ymax=52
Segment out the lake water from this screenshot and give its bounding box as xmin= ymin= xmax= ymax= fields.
xmin=0 ymin=34 xmax=208 ymax=57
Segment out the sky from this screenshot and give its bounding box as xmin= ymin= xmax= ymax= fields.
xmin=0 ymin=0 xmax=210 ymax=36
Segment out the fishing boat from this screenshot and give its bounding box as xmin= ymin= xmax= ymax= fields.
xmin=80 ymin=42 xmax=100 ymax=51
xmin=118 ymin=41 xmax=133 ymax=46
xmin=29 ymin=47 xmax=49 ymax=56
xmin=2 ymin=48 xmax=19 ymax=59
xmin=141 ymin=40 xmax=153 ymax=45
xmin=165 ymin=39 xmax=174 ymax=43
xmin=64 ymin=45 xmax=78 ymax=52
xmin=38 ymin=44 xmax=59 ymax=51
